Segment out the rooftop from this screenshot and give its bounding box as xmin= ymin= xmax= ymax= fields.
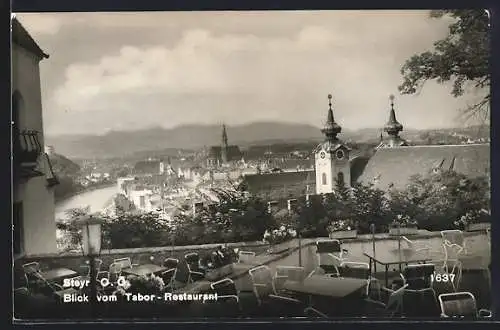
xmin=358 ymin=144 xmax=490 ymax=191
xmin=11 ymin=17 xmax=49 ymax=59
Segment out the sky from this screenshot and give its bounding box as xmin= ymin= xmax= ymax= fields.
xmin=14 ymin=10 xmax=489 ymax=136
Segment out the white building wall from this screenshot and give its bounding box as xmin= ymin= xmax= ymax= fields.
xmin=129 ymin=190 xmax=153 ymax=211
xmin=12 ymin=43 xmax=57 ymax=256
xmin=315 ymin=150 xmax=334 ymax=194
xmin=117 ymin=177 xmax=135 ymax=194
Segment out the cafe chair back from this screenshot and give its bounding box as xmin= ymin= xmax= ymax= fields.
xmin=248 ymin=265 xmax=276 ymax=305
xmin=238 ymin=251 xmax=256 ymax=264
xmin=210 ymin=278 xmax=240 ymax=303
xmin=441 ymin=230 xmax=467 ymax=254
xmin=163 ymin=257 xmax=179 ymax=270
xmin=161 ymin=258 xmax=179 ymax=291
xmin=113 ymin=257 xmax=138 ymax=270
xmin=184 ymin=253 xmax=205 ymax=283
xmin=23 ymin=270 xmax=45 ymax=292
xmin=400 ymin=236 xmax=431 ymax=257
xmin=403 ymin=287 xmax=440 ymax=317
xmin=401 ymin=263 xmax=435 ymax=289
xmin=438 ymin=292 xmax=491 ymax=318
xmin=316 ymin=240 xmax=347 ymax=267
xmin=22 ymin=262 xmax=41 ymax=275
xmin=442 ymin=241 xmax=464 ymax=265
xmin=432 ymin=259 xmax=463 ymax=292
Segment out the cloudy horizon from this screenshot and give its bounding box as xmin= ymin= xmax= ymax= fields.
xmin=14 ymin=10 xmax=489 ymax=137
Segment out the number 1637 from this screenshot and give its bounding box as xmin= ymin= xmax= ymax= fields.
xmin=430 ymin=273 xmax=455 ymax=283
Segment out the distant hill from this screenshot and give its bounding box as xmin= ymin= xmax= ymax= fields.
xmin=48 ymin=153 xmax=81 ymax=176
xmin=45 ymin=122 xmax=325 ymax=159
xmin=45 ymin=122 xmax=490 ymax=160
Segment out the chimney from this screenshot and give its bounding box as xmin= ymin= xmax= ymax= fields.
xmin=267 ymin=201 xmax=279 ymax=214
xmin=287 ymin=199 xmax=298 ymax=212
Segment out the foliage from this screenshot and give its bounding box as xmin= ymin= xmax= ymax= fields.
xmin=101 ymin=212 xmax=170 ymax=249
xmin=168 ymin=196 xmax=273 ymax=245
xmin=349 ymin=182 xmax=390 ymax=233
xmin=327 ymin=219 xmax=355 ymax=232
xmin=126 ymin=274 xmax=165 ymax=294
xmin=390 ymin=170 xmax=490 ymax=231
xmin=114 ymin=194 xmax=136 ymax=214
xmin=390 ymin=214 xmax=418 ymax=228
xmin=453 ymin=209 xmax=490 ymax=229
xmin=55 ymin=206 xmax=90 ymax=251
xmin=199 ymin=246 xmax=236 ymax=270
xmin=399 ymin=10 xmax=490 ymax=121
xmin=263 ymin=225 xmax=297 ymax=245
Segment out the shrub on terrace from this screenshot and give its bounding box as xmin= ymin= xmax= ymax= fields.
xmin=390 ymin=171 xmax=490 ymax=231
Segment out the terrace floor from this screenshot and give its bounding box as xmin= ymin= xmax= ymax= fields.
xmin=14 ymin=230 xmax=491 ymax=320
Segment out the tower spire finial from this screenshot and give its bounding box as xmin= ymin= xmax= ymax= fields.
xmin=321 ymin=93 xmax=341 ymax=141
xmin=384 ymin=94 xmax=403 ymax=138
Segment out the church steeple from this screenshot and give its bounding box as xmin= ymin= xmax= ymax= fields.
xmin=384 ymin=95 xmax=403 ymax=138
xmin=221 ymin=123 xmax=228 ymax=164
xmin=377 ymin=94 xmax=407 ymax=148
xmin=321 ymin=94 xmax=342 ymax=142
xmin=222 ymin=123 xmax=228 ymax=147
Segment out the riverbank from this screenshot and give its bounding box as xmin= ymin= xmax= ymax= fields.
xmin=55 ymin=182 xmax=116 ymax=205
xmin=55 ymin=184 xmax=119 ymax=220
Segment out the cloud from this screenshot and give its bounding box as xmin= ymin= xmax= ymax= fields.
xmin=36 ymin=10 xmax=485 ymax=135
xmin=52 ymin=15 xmax=447 ymax=110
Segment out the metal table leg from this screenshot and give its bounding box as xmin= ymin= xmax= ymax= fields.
xmin=385 ymin=265 xmax=389 ymax=287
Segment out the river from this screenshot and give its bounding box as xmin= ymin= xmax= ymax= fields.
xmin=55 ymin=185 xmax=119 ymax=220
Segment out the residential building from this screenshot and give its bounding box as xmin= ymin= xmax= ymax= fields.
xmin=12 ymin=17 xmax=59 ymax=257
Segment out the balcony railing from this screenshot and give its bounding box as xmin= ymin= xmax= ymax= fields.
xmin=14 ymin=130 xmax=44 ymax=179
xmin=16 ymin=130 xmax=42 ymax=164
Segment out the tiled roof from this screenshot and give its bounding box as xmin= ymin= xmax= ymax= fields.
xmin=350 ymin=155 xmax=372 ymax=183
xmin=357 ymin=144 xmax=490 ymax=191
xmin=11 ymin=17 xmax=49 ymax=59
xmin=240 ymin=170 xmax=315 ymax=200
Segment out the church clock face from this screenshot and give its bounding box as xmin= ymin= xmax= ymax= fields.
xmin=336 ymin=149 xmax=345 ymax=160
xmin=320 ymin=151 xmax=326 ymax=159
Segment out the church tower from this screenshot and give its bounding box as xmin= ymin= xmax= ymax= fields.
xmin=376 ymin=95 xmax=408 ymax=148
xmin=315 ymin=94 xmax=352 ymax=194
xmin=221 ymin=123 xmax=228 ymax=164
